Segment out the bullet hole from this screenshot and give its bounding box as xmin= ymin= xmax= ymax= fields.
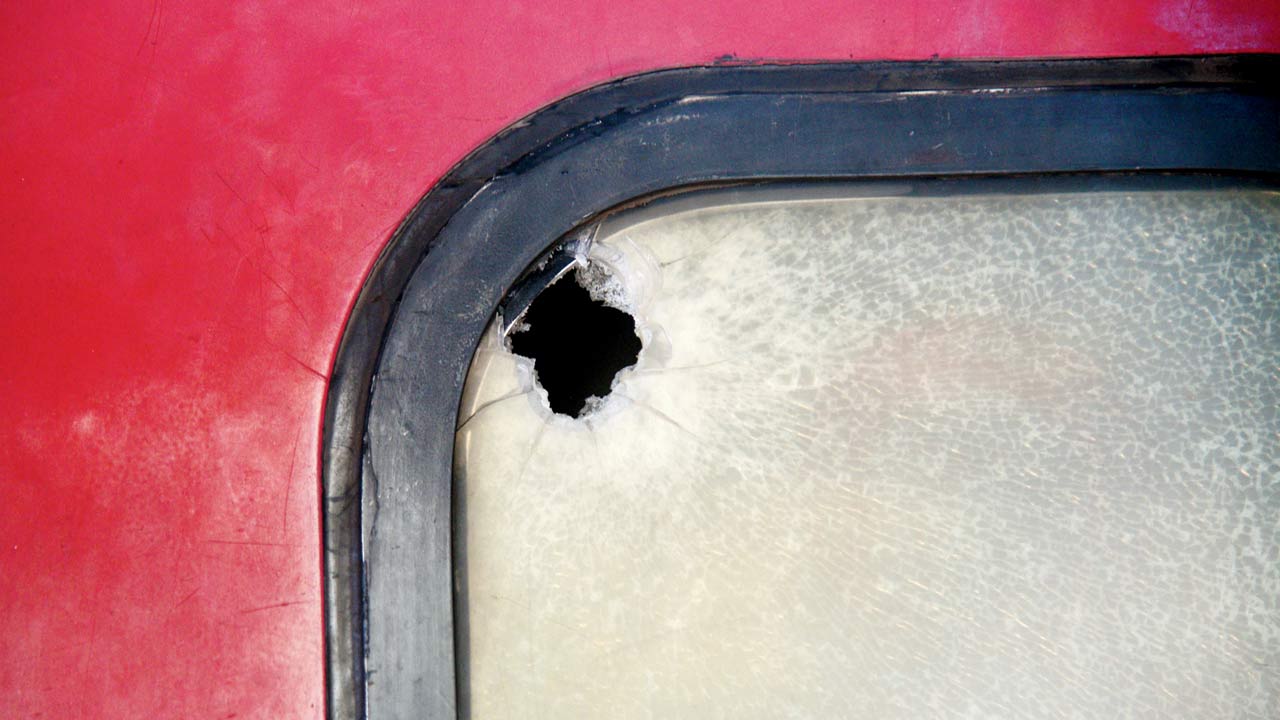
xmin=508 ymin=271 xmax=641 ymax=418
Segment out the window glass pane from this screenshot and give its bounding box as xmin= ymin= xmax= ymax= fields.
xmin=455 ymin=182 xmax=1280 ymax=718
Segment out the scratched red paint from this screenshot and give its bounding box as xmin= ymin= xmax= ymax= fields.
xmin=0 ymin=1 xmax=1276 ymax=717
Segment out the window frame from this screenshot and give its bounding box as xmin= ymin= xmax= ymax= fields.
xmin=322 ymin=55 xmax=1280 ymax=720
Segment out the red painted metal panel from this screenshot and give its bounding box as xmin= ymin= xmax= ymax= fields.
xmin=1 ymin=1 xmax=1276 ymax=717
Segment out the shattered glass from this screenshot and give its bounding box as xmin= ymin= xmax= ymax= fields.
xmin=454 ymin=182 xmax=1280 ymax=718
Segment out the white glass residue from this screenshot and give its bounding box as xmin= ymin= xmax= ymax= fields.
xmin=455 ymin=186 xmax=1280 ymax=719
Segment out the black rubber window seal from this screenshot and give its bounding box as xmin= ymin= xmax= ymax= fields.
xmin=321 ymin=55 xmax=1280 ymax=720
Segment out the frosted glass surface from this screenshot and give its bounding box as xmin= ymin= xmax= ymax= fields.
xmin=454 ymin=186 xmax=1280 ymax=718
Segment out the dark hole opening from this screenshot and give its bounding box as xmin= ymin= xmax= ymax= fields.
xmin=508 ymin=271 xmax=642 ymax=418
